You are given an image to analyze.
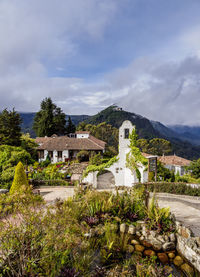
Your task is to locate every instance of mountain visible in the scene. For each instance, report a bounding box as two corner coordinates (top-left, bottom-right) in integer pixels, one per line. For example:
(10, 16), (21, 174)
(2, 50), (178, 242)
(83, 106), (200, 160)
(20, 113), (90, 137)
(19, 106), (200, 160)
(167, 125), (200, 146)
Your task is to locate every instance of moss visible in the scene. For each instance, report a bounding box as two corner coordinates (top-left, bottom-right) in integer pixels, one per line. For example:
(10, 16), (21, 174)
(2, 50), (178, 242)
(9, 162), (30, 194)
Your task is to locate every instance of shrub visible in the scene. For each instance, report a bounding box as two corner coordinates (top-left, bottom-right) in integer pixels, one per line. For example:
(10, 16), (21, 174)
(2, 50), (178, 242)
(76, 150), (89, 162)
(9, 162), (30, 194)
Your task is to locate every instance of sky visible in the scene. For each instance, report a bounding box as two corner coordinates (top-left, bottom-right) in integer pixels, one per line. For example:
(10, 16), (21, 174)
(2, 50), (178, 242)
(1, 0), (200, 125)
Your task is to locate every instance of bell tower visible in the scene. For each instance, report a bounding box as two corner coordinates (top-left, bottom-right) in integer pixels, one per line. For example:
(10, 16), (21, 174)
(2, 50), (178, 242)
(119, 120), (135, 163)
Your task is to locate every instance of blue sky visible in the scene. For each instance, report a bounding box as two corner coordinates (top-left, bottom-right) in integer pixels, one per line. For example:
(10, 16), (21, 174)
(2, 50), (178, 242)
(0, 0), (200, 125)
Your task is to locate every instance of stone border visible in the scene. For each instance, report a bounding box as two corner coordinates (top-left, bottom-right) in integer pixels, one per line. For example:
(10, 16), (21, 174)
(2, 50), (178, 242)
(175, 221), (200, 272)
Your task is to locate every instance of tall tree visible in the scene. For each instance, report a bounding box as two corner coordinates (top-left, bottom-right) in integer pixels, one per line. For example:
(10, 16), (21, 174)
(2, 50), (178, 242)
(66, 116), (76, 134)
(33, 98), (67, 137)
(0, 109), (22, 146)
(137, 138), (172, 156)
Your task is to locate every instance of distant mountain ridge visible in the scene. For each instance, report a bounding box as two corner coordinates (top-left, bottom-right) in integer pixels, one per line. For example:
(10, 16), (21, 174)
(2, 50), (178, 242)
(19, 106), (200, 160)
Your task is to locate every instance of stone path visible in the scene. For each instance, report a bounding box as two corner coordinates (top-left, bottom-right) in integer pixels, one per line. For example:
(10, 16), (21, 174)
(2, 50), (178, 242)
(37, 186), (200, 236)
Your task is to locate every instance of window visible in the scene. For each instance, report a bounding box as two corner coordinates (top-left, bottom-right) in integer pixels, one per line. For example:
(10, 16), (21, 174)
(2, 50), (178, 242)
(124, 128), (129, 139)
(58, 151), (62, 158)
(48, 151), (53, 158)
(39, 150), (44, 159)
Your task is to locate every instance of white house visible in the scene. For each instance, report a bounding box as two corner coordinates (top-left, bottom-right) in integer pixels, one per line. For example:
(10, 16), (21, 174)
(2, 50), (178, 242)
(35, 132), (106, 163)
(83, 120), (148, 187)
(158, 154), (191, 176)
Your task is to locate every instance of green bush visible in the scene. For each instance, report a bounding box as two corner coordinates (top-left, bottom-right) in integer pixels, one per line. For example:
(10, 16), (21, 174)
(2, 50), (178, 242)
(137, 182), (200, 196)
(9, 162), (30, 194)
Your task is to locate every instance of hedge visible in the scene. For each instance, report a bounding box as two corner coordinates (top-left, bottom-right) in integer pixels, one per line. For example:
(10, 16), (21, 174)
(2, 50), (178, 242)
(136, 182), (200, 197)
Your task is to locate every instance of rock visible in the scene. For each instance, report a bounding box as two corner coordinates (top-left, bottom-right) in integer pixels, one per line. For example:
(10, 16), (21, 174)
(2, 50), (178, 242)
(162, 242), (175, 251)
(157, 253), (169, 264)
(142, 241), (152, 248)
(131, 239), (140, 245)
(173, 256), (184, 267)
(180, 227), (191, 238)
(0, 189), (9, 194)
(144, 249), (156, 257)
(169, 233), (176, 242)
(150, 230), (156, 237)
(128, 225), (136, 235)
(136, 231), (141, 237)
(180, 263), (194, 277)
(168, 252), (175, 259)
(139, 236), (144, 241)
(127, 244), (134, 253)
(157, 235), (165, 243)
(164, 235), (169, 242)
(135, 244), (145, 252)
(120, 223), (127, 233)
(136, 220), (145, 230)
(151, 239), (162, 251)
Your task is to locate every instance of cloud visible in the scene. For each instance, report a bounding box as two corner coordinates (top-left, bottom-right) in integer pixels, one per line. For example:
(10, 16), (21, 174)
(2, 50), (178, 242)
(1, 0), (200, 126)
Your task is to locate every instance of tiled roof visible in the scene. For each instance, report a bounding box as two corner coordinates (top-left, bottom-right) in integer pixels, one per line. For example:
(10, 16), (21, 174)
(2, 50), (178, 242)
(158, 155), (191, 166)
(36, 135), (106, 151)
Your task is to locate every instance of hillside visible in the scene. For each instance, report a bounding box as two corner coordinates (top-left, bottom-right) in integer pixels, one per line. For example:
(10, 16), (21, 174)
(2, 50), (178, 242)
(20, 113), (90, 137)
(19, 106), (200, 160)
(83, 106), (200, 160)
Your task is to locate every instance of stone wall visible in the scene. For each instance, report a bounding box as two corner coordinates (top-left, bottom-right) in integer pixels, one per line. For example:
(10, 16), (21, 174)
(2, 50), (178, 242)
(176, 221), (200, 272)
(120, 220), (200, 275)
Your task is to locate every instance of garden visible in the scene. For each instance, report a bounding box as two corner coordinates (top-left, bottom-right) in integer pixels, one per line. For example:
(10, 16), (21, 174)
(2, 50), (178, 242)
(0, 166), (197, 277)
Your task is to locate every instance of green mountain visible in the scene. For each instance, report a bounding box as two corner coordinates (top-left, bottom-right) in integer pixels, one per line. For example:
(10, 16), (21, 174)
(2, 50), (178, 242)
(19, 106), (200, 160)
(83, 105), (200, 160)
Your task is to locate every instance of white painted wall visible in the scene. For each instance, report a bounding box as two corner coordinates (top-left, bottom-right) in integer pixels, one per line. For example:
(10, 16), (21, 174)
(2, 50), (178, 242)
(77, 133), (89, 138)
(83, 120), (148, 187)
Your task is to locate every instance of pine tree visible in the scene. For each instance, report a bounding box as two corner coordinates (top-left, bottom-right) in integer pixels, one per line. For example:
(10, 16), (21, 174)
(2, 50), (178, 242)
(33, 97), (67, 137)
(0, 108), (22, 146)
(10, 162), (30, 194)
(66, 116), (76, 134)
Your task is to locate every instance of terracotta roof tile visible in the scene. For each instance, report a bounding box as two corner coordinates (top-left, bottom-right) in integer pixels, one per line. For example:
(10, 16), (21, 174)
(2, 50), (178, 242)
(36, 135), (105, 151)
(158, 155), (191, 166)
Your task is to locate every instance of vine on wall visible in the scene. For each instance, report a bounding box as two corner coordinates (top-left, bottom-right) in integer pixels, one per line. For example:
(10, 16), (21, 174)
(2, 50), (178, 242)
(82, 156), (118, 178)
(126, 128), (148, 182)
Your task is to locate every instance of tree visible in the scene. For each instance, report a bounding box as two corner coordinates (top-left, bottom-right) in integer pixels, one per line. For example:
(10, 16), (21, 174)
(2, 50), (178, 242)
(0, 108), (22, 146)
(187, 159), (200, 179)
(137, 138), (172, 156)
(33, 97), (67, 137)
(10, 162), (30, 194)
(77, 121), (119, 156)
(66, 116), (76, 134)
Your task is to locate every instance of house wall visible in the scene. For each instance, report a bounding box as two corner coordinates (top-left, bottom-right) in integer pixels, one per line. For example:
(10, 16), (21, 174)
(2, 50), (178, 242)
(164, 164), (185, 176)
(77, 134), (89, 139)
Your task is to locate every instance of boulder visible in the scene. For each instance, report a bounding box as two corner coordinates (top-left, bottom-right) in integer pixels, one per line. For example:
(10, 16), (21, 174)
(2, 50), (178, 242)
(157, 253), (169, 264)
(162, 242), (175, 251)
(135, 244), (145, 252)
(173, 256), (184, 267)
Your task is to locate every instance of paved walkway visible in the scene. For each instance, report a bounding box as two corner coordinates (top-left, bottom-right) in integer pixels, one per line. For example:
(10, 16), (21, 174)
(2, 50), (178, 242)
(37, 187), (200, 236)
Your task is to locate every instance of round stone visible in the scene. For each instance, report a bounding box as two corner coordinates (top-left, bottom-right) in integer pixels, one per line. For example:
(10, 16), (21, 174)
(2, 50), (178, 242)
(157, 253), (169, 264)
(131, 239), (140, 245)
(173, 256), (184, 267)
(168, 252), (175, 259)
(135, 244), (145, 252)
(144, 249), (156, 257)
